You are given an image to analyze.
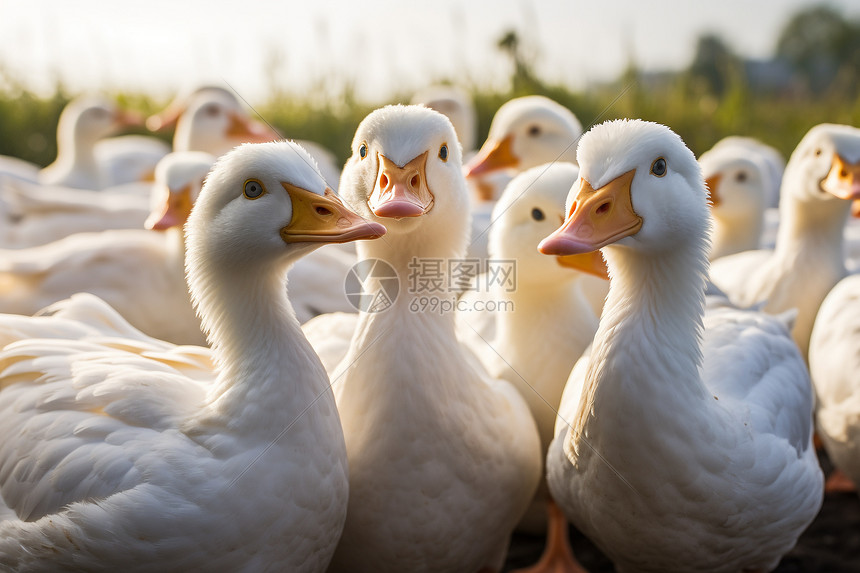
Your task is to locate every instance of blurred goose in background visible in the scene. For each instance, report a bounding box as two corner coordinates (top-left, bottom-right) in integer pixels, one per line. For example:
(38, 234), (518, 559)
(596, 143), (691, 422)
(411, 84), (478, 153)
(541, 119), (822, 572)
(0, 152), (215, 345)
(709, 135), (785, 209)
(308, 105), (541, 573)
(0, 174), (151, 248)
(457, 162), (604, 573)
(809, 273), (860, 494)
(698, 145), (769, 259)
(710, 123), (860, 360)
(38, 96), (168, 189)
(463, 95), (584, 261)
(148, 85), (342, 189)
(0, 140), (385, 570)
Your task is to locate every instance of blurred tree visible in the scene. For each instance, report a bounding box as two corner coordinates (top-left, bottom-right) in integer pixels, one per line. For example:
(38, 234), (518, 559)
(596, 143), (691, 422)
(687, 34), (743, 97)
(776, 6), (860, 96)
(496, 29), (543, 94)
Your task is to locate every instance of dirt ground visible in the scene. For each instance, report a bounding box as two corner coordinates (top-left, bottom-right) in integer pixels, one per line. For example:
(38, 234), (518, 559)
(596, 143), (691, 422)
(503, 451), (860, 572)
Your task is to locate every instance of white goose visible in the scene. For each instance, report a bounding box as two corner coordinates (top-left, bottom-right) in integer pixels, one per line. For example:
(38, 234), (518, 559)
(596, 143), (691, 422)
(0, 140), (386, 570)
(710, 123), (860, 360)
(457, 162), (604, 572)
(0, 152), (214, 345)
(411, 84), (478, 153)
(463, 95), (584, 270)
(149, 86), (343, 189)
(809, 273), (860, 493)
(313, 105), (541, 573)
(540, 119), (822, 572)
(698, 145), (769, 259)
(38, 96), (162, 190)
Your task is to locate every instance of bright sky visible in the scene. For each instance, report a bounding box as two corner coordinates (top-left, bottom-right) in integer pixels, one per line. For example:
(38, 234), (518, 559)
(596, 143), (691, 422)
(1, 0), (857, 104)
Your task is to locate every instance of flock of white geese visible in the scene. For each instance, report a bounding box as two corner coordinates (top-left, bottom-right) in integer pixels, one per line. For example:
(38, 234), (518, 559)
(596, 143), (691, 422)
(0, 84), (857, 573)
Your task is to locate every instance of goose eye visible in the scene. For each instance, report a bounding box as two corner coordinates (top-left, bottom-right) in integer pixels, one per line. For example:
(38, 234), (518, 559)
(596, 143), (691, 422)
(528, 125), (541, 137)
(359, 143), (368, 159)
(243, 179), (265, 199)
(650, 157), (667, 177)
(814, 148), (822, 156)
(736, 171), (747, 183)
(531, 207), (545, 221)
(439, 144), (448, 162)
(204, 104), (220, 117)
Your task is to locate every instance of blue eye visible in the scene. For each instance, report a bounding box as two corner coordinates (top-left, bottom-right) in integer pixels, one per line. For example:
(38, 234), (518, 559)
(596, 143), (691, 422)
(244, 179), (265, 199)
(531, 208), (545, 221)
(359, 143), (368, 159)
(439, 144), (448, 161)
(650, 157), (667, 177)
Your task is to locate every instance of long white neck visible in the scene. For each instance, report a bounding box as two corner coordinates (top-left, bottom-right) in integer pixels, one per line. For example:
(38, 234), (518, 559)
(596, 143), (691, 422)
(187, 255), (331, 437)
(572, 239), (710, 450)
(54, 127), (101, 185)
(774, 191), (848, 272)
(710, 209), (763, 259)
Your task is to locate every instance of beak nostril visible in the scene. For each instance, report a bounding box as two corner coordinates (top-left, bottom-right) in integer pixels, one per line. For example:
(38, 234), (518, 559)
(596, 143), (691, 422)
(380, 174), (389, 188)
(410, 174), (420, 188)
(316, 206), (333, 216)
(842, 170), (849, 178)
(596, 201), (611, 215)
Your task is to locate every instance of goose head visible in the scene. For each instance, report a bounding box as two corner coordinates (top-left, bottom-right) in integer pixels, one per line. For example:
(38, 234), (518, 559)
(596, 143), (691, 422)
(411, 85), (477, 152)
(151, 87), (279, 156)
(186, 141), (385, 304)
(58, 96), (141, 149)
(339, 104), (470, 259)
(489, 162), (607, 283)
(539, 119), (709, 259)
(145, 151), (217, 231)
(464, 95), (582, 178)
(699, 150), (766, 219)
(783, 123), (860, 205)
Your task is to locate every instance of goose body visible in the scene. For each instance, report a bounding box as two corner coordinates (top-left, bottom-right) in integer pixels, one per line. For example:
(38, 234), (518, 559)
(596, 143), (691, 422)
(317, 105), (540, 573)
(541, 119), (822, 572)
(710, 123), (860, 359)
(0, 152), (214, 345)
(0, 140), (385, 570)
(0, 176), (151, 248)
(809, 273), (860, 490)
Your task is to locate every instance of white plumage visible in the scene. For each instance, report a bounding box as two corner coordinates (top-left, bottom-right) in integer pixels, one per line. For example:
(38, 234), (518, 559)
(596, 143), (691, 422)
(710, 123), (860, 359)
(0, 140), (386, 570)
(309, 105), (541, 573)
(541, 119), (822, 573)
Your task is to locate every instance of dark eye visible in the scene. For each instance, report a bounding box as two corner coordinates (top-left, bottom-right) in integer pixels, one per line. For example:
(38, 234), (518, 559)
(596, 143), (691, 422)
(243, 179), (265, 199)
(439, 144), (448, 161)
(815, 148), (822, 156)
(359, 143), (368, 159)
(204, 104), (220, 117)
(531, 207), (545, 221)
(650, 157), (667, 177)
(528, 125), (541, 137)
(736, 171), (747, 183)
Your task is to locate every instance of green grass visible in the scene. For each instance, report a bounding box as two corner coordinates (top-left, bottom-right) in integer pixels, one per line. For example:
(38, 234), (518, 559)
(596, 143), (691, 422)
(1, 71), (858, 169)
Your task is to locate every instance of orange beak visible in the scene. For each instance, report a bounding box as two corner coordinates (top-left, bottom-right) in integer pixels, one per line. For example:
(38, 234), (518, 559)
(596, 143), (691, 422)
(704, 173), (722, 208)
(539, 170), (641, 255)
(367, 151), (434, 218)
(463, 134), (518, 178)
(281, 185), (386, 244)
(145, 185), (194, 231)
(556, 251), (609, 280)
(821, 154), (860, 200)
(226, 112), (280, 143)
